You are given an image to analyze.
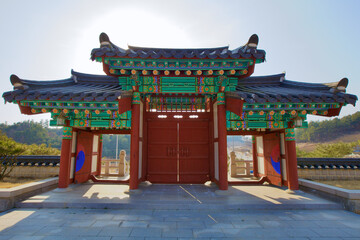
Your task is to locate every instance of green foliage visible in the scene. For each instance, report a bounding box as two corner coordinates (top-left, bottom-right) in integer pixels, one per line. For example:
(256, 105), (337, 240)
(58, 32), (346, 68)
(0, 131), (25, 155)
(0, 121), (129, 158)
(0, 130), (60, 181)
(296, 111), (360, 143)
(0, 131), (60, 156)
(0, 120), (62, 149)
(0, 131), (25, 181)
(102, 135), (130, 159)
(297, 141), (359, 158)
(21, 143), (60, 155)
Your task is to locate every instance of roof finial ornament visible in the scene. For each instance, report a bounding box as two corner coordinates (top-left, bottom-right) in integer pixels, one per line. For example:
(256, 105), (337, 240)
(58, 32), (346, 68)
(246, 34), (259, 49)
(336, 77), (349, 92)
(325, 77), (349, 93)
(99, 32), (111, 48)
(10, 74), (28, 90)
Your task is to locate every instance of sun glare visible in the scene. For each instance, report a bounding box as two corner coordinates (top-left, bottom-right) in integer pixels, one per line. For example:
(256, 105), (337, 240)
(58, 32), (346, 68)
(72, 7), (194, 74)
(87, 8), (192, 49)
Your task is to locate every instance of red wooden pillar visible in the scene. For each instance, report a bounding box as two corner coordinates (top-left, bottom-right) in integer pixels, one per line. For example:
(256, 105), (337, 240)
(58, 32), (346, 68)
(252, 136), (259, 177)
(58, 126), (72, 188)
(130, 92), (141, 190)
(96, 135), (103, 176)
(217, 92), (228, 190)
(285, 128), (299, 190)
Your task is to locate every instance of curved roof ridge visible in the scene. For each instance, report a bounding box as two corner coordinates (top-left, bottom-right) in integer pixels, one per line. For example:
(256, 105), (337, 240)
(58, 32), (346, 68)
(92, 32), (266, 60)
(71, 70), (119, 85)
(282, 79), (332, 90)
(10, 75), (73, 89)
(71, 69), (115, 78)
(128, 45), (229, 52)
(237, 73), (285, 85)
(8, 70), (120, 91)
(13, 75), (72, 85)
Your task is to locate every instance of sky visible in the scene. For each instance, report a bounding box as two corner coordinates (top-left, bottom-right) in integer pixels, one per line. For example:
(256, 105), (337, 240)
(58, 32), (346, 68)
(0, 0), (359, 124)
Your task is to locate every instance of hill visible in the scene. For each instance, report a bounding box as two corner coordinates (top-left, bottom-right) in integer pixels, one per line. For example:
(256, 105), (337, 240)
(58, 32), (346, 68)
(296, 111), (360, 143)
(2, 111), (359, 158)
(0, 130), (60, 156)
(0, 120), (62, 149)
(0, 120), (130, 159)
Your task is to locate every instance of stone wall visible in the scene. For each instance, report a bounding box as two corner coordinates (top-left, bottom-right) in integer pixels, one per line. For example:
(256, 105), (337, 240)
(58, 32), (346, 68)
(0, 178), (58, 212)
(298, 168), (360, 180)
(9, 165), (360, 181)
(9, 166), (59, 178)
(299, 179), (360, 214)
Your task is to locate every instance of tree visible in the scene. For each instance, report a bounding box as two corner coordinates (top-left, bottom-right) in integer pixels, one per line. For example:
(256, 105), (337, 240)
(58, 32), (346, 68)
(0, 120), (62, 149)
(297, 141), (359, 158)
(0, 131), (25, 181)
(296, 111), (360, 143)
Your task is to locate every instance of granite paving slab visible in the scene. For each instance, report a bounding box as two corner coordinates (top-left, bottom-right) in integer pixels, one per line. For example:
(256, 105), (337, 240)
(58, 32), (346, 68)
(15, 182), (341, 210)
(0, 208), (359, 239)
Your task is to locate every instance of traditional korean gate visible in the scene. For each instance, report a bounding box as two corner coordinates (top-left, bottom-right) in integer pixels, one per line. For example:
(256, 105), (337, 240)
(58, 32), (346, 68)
(147, 113), (210, 183)
(263, 132), (282, 186)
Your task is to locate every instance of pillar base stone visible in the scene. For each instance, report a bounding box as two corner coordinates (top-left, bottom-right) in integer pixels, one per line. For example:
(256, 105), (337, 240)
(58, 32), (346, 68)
(139, 181), (152, 187)
(205, 181), (217, 187)
(285, 189), (301, 194)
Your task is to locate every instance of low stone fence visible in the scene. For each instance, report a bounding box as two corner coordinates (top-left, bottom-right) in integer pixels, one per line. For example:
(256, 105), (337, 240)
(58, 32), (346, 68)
(229, 152), (253, 177)
(0, 177), (58, 212)
(299, 179), (360, 214)
(101, 159), (129, 177)
(2, 156), (360, 180)
(0, 156), (60, 179)
(9, 166), (59, 178)
(297, 158), (360, 180)
(298, 168), (360, 180)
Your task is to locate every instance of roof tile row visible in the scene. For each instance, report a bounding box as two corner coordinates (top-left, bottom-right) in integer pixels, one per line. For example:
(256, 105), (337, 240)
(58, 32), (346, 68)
(2, 71), (357, 106)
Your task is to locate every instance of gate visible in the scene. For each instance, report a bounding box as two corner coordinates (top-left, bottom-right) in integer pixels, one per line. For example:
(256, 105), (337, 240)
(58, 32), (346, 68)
(147, 113), (210, 183)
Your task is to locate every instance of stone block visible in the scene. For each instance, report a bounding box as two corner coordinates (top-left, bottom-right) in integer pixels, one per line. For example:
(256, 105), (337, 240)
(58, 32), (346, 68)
(0, 177), (58, 212)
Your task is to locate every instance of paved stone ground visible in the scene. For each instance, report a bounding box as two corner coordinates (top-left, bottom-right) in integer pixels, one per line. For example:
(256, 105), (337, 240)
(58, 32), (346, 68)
(16, 183), (341, 210)
(0, 208), (360, 239)
(1, 183), (360, 239)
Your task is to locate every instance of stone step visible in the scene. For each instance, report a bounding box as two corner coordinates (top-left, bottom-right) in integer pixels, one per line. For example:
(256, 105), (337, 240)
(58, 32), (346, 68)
(15, 200), (342, 210)
(14, 182), (342, 211)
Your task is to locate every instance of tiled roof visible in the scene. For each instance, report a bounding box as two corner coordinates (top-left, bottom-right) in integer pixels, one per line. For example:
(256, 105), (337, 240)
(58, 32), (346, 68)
(2, 70), (129, 103)
(228, 73), (357, 105)
(2, 71), (357, 106)
(91, 33), (266, 60)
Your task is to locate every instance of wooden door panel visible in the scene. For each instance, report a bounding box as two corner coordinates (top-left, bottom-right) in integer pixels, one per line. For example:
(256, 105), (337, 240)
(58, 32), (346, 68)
(180, 122), (209, 142)
(263, 132), (282, 186)
(147, 114), (210, 184)
(179, 121), (209, 183)
(74, 131), (93, 184)
(147, 120), (178, 183)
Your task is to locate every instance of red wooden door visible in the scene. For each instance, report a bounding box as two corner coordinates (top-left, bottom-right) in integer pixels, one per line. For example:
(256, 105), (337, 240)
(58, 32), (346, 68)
(179, 120), (209, 183)
(147, 120), (178, 183)
(74, 131), (93, 184)
(263, 132), (282, 186)
(147, 113), (210, 183)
